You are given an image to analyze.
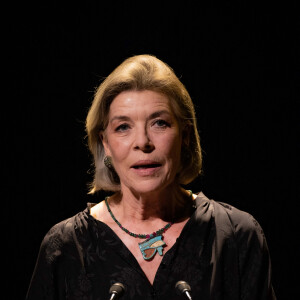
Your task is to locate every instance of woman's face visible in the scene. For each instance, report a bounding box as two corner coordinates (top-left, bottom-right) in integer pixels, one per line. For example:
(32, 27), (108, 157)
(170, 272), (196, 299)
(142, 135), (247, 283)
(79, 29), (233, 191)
(102, 90), (183, 195)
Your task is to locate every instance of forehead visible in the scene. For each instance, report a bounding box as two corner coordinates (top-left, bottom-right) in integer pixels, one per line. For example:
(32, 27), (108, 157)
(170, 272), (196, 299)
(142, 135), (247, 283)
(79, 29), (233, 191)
(109, 90), (174, 116)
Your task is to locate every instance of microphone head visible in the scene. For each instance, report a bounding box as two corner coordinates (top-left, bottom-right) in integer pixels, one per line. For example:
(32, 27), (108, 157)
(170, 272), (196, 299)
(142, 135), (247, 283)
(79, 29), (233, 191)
(109, 282), (125, 296)
(175, 280), (191, 295)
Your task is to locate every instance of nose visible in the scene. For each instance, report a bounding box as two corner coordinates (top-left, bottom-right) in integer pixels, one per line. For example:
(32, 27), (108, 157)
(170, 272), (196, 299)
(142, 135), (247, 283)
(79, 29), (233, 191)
(133, 127), (154, 152)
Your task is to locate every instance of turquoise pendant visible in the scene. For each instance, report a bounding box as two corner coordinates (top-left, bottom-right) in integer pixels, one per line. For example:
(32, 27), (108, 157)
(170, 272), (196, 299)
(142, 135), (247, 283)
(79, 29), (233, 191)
(138, 235), (166, 260)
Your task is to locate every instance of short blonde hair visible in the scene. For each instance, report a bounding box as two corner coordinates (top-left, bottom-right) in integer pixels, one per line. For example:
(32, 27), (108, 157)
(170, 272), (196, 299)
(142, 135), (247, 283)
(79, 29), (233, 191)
(86, 54), (202, 193)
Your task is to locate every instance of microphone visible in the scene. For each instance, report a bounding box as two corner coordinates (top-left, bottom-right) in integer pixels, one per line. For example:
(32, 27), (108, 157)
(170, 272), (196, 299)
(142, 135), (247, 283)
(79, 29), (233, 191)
(109, 282), (125, 300)
(175, 281), (192, 300)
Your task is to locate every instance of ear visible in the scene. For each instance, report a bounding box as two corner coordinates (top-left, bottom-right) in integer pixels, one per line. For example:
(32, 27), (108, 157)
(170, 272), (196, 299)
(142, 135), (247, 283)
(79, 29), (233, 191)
(99, 131), (112, 157)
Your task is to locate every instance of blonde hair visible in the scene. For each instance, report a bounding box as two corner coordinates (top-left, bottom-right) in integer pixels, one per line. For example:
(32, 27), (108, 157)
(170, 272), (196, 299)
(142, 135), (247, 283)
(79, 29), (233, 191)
(86, 54), (202, 193)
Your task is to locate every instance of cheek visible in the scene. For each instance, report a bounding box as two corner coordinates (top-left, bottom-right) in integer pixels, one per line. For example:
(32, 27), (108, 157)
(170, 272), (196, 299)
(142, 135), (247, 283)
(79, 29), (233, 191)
(159, 134), (182, 161)
(107, 138), (131, 162)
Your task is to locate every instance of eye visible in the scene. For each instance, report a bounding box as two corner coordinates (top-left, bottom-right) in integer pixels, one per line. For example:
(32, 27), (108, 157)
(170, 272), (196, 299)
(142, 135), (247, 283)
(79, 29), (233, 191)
(115, 123), (130, 132)
(153, 119), (170, 128)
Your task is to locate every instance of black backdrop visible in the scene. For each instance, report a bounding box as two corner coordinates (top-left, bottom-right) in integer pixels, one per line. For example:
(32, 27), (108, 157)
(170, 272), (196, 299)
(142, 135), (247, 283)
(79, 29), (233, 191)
(5, 1), (298, 299)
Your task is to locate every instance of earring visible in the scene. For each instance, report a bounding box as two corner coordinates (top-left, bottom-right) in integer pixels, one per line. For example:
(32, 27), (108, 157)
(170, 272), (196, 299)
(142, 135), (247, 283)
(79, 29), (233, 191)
(104, 156), (113, 169)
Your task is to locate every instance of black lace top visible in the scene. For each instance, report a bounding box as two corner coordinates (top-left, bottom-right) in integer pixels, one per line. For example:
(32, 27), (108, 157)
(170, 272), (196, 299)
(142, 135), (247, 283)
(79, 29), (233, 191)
(26, 193), (276, 299)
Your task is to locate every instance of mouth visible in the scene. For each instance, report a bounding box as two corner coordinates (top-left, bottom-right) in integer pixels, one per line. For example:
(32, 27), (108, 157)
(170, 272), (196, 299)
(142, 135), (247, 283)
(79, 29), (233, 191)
(131, 161), (162, 169)
(132, 164), (161, 169)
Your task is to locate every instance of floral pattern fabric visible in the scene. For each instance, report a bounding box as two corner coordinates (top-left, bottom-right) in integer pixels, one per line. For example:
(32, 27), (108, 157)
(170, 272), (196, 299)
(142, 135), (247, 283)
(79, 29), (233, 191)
(26, 192), (276, 299)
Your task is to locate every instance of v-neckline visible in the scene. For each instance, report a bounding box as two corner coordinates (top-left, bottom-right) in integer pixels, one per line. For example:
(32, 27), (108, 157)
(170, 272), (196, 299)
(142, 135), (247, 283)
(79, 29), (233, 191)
(86, 200), (198, 285)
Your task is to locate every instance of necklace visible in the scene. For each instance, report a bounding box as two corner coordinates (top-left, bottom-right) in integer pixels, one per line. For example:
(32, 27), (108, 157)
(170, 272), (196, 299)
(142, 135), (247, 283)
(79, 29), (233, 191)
(104, 190), (193, 261)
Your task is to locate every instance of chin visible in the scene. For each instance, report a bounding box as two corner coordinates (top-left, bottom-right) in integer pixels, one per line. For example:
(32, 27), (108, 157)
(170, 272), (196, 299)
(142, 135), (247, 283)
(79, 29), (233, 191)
(121, 177), (174, 195)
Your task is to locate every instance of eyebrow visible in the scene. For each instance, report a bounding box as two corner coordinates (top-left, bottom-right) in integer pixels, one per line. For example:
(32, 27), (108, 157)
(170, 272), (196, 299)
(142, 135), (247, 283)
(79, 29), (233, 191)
(109, 110), (172, 123)
(148, 110), (172, 120)
(110, 115), (131, 123)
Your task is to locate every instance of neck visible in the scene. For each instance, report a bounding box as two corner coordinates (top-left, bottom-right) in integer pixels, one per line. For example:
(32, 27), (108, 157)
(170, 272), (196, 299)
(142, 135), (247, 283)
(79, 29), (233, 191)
(109, 185), (193, 223)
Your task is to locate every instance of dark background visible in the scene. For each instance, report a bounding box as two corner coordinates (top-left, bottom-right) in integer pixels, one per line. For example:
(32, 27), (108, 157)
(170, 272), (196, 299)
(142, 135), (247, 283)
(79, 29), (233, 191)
(5, 1), (298, 299)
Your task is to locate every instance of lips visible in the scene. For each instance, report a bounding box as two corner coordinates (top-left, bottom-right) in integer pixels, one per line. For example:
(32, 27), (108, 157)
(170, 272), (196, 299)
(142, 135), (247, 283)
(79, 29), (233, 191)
(131, 160), (162, 169)
(130, 160), (162, 176)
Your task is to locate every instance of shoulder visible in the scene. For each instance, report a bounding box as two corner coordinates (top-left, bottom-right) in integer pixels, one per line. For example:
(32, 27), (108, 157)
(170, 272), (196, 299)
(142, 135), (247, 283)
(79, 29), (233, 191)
(208, 199), (267, 255)
(39, 208), (91, 263)
(195, 192), (265, 244)
(213, 200), (264, 238)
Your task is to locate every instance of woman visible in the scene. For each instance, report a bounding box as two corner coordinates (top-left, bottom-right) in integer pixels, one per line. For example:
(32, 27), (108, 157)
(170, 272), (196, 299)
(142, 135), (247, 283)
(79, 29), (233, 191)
(26, 54), (276, 299)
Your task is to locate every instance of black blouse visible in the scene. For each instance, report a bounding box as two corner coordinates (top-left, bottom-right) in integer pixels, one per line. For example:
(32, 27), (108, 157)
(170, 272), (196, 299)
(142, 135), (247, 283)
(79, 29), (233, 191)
(26, 193), (276, 299)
